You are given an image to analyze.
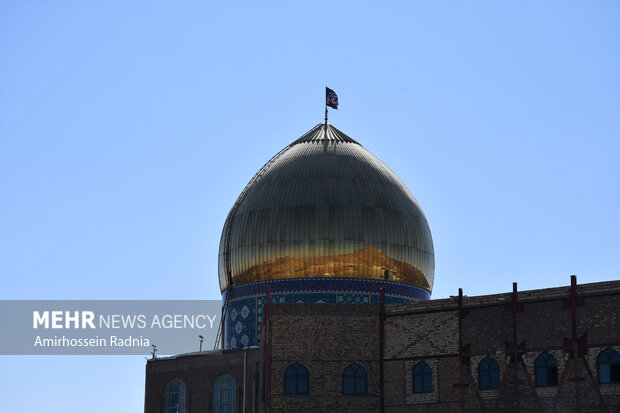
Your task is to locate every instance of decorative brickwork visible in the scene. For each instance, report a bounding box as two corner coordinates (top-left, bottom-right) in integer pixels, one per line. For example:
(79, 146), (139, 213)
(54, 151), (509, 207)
(384, 310), (459, 359)
(382, 279), (620, 412)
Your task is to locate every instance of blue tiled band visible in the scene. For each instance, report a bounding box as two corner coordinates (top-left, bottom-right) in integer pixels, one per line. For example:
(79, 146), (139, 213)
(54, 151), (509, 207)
(222, 278), (431, 302)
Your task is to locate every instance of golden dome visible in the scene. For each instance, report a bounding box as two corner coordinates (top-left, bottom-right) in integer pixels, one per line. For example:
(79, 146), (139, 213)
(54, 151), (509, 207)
(218, 123), (434, 293)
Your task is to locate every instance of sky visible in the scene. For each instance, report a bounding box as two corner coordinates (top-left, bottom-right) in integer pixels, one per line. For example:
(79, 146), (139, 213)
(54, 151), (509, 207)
(1, 1), (619, 411)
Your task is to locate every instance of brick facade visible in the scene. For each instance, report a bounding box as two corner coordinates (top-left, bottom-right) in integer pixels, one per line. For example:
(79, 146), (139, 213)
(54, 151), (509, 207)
(382, 278), (620, 412)
(144, 348), (261, 413)
(267, 304), (380, 413)
(145, 278), (620, 412)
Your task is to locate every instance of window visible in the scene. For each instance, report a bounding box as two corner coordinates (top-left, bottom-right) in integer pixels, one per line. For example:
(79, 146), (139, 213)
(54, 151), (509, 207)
(479, 356), (500, 390)
(164, 378), (186, 413)
(342, 363), (367, 395)
(535, 352), (558, 387)
(413, 361), (432, 393)
(597, 347), (620, 384)
(213, 375), (236, 413)
(284, 363), (309, 395)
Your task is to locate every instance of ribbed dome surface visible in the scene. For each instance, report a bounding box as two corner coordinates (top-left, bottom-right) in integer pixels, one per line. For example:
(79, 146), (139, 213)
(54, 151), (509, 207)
(218, 123), (434, 293)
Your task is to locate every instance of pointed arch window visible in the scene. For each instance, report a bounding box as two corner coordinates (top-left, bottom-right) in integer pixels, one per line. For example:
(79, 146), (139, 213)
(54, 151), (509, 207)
(535, 352), (558, 387)
(284, 363), (309, 395)
(413, 361), (432, 393)
(479, 356), (500, 390)
(342, 363), (367, 395)
(164, 378), (186, 413)
(213, 375), (236, 413)
(597, 347), (620, 384)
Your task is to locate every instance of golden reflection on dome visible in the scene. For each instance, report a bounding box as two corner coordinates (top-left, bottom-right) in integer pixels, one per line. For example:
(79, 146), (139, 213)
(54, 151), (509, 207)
(234, 247), (429, 290)
(218, 123), (435, 293)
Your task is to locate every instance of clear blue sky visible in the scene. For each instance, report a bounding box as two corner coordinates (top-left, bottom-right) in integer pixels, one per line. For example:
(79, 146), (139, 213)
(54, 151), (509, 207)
(1, 1), (619, 411)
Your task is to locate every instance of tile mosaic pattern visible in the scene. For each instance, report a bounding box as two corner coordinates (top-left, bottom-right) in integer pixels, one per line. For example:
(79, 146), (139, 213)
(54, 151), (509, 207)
(222, 278), (430, 302)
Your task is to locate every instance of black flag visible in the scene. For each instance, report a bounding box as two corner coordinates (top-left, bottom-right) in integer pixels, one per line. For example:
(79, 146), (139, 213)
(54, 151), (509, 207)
(326, 87), (338, 109)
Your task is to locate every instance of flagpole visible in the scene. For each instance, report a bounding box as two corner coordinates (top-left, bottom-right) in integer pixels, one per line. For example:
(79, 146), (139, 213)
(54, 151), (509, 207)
(324, 86), (328, 140)
(323, 105), (328, 139)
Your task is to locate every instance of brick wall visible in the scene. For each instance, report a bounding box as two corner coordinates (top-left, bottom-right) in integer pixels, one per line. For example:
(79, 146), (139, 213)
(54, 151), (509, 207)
(381, 280), (620, 412)
(384, 308), (459, 359)
(143, 280), (620, 412)
(266, 303), (380, 413)
(144, 348), (260, 413)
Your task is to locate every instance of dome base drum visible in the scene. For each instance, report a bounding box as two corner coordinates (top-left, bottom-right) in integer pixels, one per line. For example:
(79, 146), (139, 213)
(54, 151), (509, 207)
(223, 278), (430, 349)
